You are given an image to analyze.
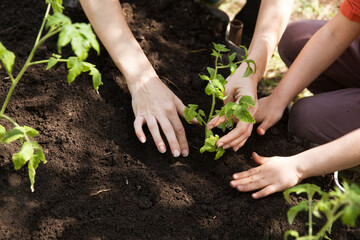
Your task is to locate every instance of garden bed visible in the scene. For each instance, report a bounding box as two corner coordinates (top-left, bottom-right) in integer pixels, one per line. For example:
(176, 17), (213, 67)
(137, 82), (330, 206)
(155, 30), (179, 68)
(0, 0), (359, 239)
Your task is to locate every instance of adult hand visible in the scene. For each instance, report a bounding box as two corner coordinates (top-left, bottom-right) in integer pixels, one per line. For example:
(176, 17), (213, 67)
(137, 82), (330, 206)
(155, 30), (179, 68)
(230, 152), (302, 198)
(207, 68), (258, 151)
(131, 77), (193, 157)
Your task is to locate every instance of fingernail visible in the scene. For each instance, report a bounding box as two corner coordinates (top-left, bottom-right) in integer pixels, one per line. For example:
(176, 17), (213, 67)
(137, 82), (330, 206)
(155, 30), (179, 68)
(173, 149), (180, 157)
(159, 145), (166, 153)
(217, 142), (224, 147)
(237, 185), (243, 191)
(230, 181), (236, 187)
(233, 174), (238, 179)
(252, 193), (258, 198)
(234, 147), (240, 152)
(140, 137), (146, 143)
(181, 149), (189, 157)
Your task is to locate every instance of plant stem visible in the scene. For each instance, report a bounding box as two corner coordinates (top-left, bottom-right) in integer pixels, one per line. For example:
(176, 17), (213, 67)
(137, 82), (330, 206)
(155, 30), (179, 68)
(316, 208), (343, 239)
(0, 8), (61, 116)
(1, 114), (30, 142)
(29, 59), (68, 66)
(308, 185), (313, 238)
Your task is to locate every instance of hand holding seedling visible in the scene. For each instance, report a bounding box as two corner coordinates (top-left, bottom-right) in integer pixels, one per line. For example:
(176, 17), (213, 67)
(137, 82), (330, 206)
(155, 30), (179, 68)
(0, 0), (102, 191)
(184, 43), (256, 159)
(207, 63), (258, 151)
(132, 77), (192, 157)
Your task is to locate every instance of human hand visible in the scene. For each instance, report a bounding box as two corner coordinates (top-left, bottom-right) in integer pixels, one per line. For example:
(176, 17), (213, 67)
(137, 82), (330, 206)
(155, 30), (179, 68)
(131, 77), (195, 157)
(254, 94), (286, 136)
(207, 68), (258, 151)
(230, 152), (302, 198)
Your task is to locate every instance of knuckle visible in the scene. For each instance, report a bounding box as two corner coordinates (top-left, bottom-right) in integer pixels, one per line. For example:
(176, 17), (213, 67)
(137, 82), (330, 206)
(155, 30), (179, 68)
(175, 126), (185, 135)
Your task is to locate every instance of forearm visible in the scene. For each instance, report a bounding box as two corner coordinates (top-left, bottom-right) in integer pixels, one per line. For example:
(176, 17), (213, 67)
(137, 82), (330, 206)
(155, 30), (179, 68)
(272, 12), (360, 109)
(296, 128), (360, 180)
(242, 0), (293, 82)
(79, 0), (158, 93)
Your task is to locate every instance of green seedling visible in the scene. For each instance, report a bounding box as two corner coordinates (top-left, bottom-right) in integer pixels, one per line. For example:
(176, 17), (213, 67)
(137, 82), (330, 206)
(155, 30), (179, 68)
(184, 43), (256, 159)
(0, 0), (102, 191)
(284, 183), (360, 240)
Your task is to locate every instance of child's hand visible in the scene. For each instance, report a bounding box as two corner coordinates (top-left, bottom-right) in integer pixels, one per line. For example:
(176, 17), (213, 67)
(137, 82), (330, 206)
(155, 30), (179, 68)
(230, 152), (302, 198)
(255, 95), (287, 136)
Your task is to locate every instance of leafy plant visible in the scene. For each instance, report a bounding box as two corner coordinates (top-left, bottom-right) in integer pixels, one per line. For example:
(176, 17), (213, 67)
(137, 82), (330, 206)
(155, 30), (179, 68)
(184, 43), (256, 159)
(284, 183), (360, 240)
(0, 0), (102, 191)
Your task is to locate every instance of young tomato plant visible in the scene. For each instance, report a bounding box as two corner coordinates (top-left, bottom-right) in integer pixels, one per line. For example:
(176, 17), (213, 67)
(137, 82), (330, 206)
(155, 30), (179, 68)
(184, 43), (256, 159)
(284, 183), (360, 240)
(0, 0), (102, 191)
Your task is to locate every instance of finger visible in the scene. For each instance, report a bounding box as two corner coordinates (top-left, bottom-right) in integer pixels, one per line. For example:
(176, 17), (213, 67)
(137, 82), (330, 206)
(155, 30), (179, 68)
(232, 167), (260, 180)
(169, 114), (189, 157)
(232, 138), (247, 152)
(235, 178), (267, 192)
(230, 173), (264, 187)
(252, 185), (277, 199)
(218, 123), (252, 149)
(252, 152), (268, 165)
(257, 118), (273, 135)
(176, 98), (198, 124)
(134, 116), (146, 143)
(156, 116), (181, 157)
(146, 115), (167, 153)
(207, 115), (227, 129)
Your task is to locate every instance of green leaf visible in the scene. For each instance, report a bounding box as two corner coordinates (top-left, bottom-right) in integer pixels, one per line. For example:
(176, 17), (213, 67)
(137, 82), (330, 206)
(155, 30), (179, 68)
(184, 104), (198, 124)
(212, 43), (229, 53)
(205, 82), (215, 95)
(284, 230), (299, 240)
(214, 147), (225, 160)
(24, 126), (39, 138)
(229, 63), (237, 75)
(46, 57), (59, 70)
(205, 129), (213, 138)
(67, 57), (83, 84)
(243, 65), (253, 78)
(239, 95), (256, 107)
(212, 79), (224, 92)
(287, 201), (308, 224)
(89, 66), (103, 91)
(76, 23), (100, 55)
(200, 74), (210, 81)
(0, 41), (16, 74)
(215, 74), (226, 85)
(229, 52), (236, 63)
(211, 49), (221, 58)
(0, 125), (6, 138)
(233, 104), (255, 123)
(1, 127), (25, 144)
(57, 24), (76, 52)
(284, 184), (323, 203)
(200, 134), (219, 153)
(12, 142), (34, 170)
(46, 0), (64, 13)
(341, 205), (360, 227)
(207, 67), (215, 79)
(46, 12), (71, 30)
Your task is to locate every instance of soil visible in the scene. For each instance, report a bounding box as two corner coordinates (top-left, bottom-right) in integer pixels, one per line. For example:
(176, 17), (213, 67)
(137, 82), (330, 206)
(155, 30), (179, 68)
(0, 0), (359, 239)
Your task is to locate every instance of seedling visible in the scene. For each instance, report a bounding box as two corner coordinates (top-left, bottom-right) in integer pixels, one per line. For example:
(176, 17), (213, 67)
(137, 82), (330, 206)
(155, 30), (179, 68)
(0, 0), (102, 191)
(284, 183), (360, 240)
(184, 43), (256, 159)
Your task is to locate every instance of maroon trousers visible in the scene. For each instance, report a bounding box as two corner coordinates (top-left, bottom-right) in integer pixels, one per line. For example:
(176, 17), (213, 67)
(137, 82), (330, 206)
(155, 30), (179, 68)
(278, 20), (360, 144)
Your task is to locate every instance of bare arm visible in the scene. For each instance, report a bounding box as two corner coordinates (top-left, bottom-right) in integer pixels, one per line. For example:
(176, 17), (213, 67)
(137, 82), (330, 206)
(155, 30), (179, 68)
(79, 0), (190, 157)
(256, 12), (360, 133)
(231, 128), (360, 198)
(209, 0), (294, 151)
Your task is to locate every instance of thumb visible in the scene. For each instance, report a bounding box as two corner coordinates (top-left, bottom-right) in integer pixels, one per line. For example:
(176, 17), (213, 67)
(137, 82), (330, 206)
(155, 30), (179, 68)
(252, 152), (268, 165)
(256, 119), (273, 136)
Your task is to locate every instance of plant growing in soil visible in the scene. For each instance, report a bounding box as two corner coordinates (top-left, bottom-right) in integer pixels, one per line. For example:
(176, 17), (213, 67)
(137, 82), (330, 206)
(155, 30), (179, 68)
(284, 183), (360, 240)
(184, 43), (256, 159)
(0, 0), (102, 191)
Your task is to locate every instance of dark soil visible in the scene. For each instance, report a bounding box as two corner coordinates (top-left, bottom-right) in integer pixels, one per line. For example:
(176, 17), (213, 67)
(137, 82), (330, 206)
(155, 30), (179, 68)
(0, 0), (358, 239)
